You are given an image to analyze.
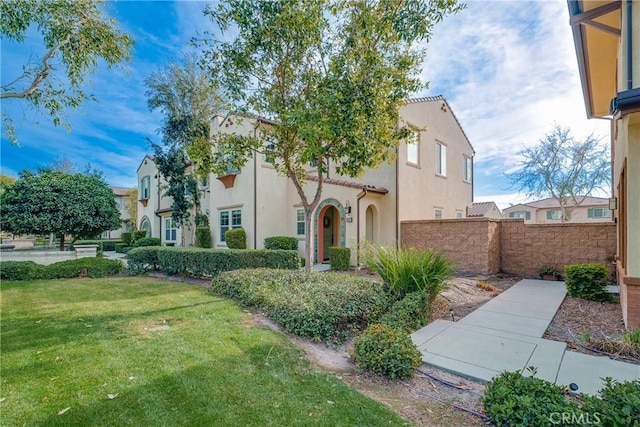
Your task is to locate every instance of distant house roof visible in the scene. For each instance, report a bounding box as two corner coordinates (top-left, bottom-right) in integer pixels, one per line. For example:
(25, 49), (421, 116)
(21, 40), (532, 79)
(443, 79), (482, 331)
(110, 186), (135, 196)
(516, 196), (609, 209)
(404, 95), (474, 154)
(467, 201), (500, 217)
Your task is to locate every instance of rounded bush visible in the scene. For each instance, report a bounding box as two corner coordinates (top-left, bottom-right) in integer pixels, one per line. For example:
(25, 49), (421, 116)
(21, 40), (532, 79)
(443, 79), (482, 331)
(0, 261), (43, 281)
(195, 226), (212, 248)
(134, 237), (161, 247)
(225, 228), (246, 249)
(329, 247), (350, 271)
(264, 236), (298, 251)
(353, 323), (421, 379)
(564, 263), (612, 301)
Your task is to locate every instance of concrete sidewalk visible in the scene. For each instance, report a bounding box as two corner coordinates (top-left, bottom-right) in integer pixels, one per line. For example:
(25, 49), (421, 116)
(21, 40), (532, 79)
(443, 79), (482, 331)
(411, 279), (639, 395)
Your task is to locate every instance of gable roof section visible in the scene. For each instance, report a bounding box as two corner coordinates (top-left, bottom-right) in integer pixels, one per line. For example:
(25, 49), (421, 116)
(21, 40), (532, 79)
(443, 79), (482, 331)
(136, 154), (155, 173)
(404, 95), (475, 154)
(110, 186), (135, 196)
(467, 201), (499, 217)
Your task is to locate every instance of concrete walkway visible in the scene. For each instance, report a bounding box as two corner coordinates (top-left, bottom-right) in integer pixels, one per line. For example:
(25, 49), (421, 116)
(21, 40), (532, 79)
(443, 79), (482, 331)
(411, 279), (639, 395)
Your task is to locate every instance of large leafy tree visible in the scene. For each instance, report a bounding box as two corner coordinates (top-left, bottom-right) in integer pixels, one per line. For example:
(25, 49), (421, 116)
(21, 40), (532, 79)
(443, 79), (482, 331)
(145, 54), (225, 245)
(0, 0), (133, 143)
(1, 169), (121, 250)
(507, 125), (611, 221)
(199, 0), (462, 269)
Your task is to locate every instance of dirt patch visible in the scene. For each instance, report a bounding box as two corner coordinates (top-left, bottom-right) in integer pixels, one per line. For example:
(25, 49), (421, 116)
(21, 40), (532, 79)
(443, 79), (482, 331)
(135, 318), (184, 333)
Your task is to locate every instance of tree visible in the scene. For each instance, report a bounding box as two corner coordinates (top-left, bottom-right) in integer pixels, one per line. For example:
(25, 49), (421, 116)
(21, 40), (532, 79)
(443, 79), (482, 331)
(145, 54), (226, 245)
(507, 125), (611, 221)
(199, 0), (462, 270)
(0, 174), (16, 194)
(1, 169), (121, 250)
(125, 188), (139, 230)
(0, 0), (133, 143)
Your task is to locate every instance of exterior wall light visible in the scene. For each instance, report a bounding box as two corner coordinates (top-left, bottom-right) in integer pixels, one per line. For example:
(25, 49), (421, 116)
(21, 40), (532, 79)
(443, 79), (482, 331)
(609, 197), (618, 210)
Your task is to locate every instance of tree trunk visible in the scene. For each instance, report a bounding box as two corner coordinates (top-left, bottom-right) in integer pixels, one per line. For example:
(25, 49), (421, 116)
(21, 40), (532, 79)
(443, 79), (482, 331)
(304, 210), (314, 272)
(59, 234), (65, 252)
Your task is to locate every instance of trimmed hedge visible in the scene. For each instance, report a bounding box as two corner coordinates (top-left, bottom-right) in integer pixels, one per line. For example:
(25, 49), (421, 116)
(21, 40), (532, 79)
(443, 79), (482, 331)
(133, 237), (161, 247)
(132, 230), (147, 243)
(126, 247), (299, 277)
(195, 226), (212, 248)
(101, 240), (122, 251)
(0, 258), (125, 281)
(379, 291), (431, 334)
(73, 240), (104, 252)
(211, 269), (390, 344)
(225, 228), (246, 249)
(115, 243), (127, 253)
(565, 263), (612, 302)
(329, 246), (350, 270)
(352, 323), (422, 379)
(121, 232), (133, 246)
(264, 236), (298, 251)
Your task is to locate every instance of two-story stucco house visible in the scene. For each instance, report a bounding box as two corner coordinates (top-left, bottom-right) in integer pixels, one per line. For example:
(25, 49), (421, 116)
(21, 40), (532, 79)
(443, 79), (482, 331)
(136, 96), (475, 265)
(503, 196), (612, 224)
(568, 0), (639, 327)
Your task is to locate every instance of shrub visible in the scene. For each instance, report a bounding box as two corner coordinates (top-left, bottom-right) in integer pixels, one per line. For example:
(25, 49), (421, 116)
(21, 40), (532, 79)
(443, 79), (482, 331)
(45, 258), (125, 279)
(225, 228), (246, 249)
(264, 236), (298, 251)
(122, 247), (132, 253)
(565, 263), (612, 301)
(73, 240), (104, 252)
(352, 324), (421, 379)
(211, 269), (389, 344)
(164, 242), (175, 247)
(483, 370), (574, 426)
(127, 247), (299, 277)
(483, 371), (640, 427)
(126, 247), (160, 275)
(195, 226), (212, 248)
(379, 291), (431, 333)
(115, 243), (127, 253)
(133, 237), (161, 247)
(121, 232), (133, 246)
(0, 261), (43, 281)
(329, 247), (350, 271)
(101, 240), (122, 251)
(132, 230), (148, 243)
(362, 245), (454, 301)
(0, 258), (124, 281)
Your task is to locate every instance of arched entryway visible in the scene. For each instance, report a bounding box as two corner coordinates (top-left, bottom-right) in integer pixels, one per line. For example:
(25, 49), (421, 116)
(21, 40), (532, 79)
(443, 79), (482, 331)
(314, 199), (346, 263)
(140, 216), (151, 237)
(365, 204), (378, 243)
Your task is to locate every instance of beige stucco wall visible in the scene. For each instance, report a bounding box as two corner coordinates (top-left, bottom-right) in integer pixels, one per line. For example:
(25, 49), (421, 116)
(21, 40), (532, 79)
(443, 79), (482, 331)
(534, 206), (613, 224)
(397, 100), (473, 224)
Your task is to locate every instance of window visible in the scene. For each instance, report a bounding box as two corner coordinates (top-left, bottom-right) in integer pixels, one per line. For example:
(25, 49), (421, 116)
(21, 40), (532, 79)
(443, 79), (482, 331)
(587, 208), (612, 218)
(115, 197), (122, 210)
(220, 209), (242, 242)
(456, 211), (463, 219)
(436, 143), (447, 176)
(140, 217), (151, 237)
(101, 230), (110, 239)
(265, 142), (276, 164)
(509, 211), (531, 220)
(546, 210), (562, 220)
(164, 217), (177, 242)
(406, 131), (419, 165)
(463, 156), (472, 182)
(140, 176), (150, 199)
(296, 209), (305, 236)
(435, 209), (443, 219)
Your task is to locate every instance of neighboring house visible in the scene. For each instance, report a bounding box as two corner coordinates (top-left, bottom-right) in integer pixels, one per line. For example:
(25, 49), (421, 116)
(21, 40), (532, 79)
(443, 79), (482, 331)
(568, 0), (639, 327)
(503, 196), (612, 224)
(466, 202), (503, 219)
(136, 96), (475, 263)
(102, 186), (134, 239)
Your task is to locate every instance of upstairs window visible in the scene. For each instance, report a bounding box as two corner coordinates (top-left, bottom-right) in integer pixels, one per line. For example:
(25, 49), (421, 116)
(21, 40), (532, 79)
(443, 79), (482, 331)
(436, 142), (447, 176)
(265, 142), (276, 164)
(406, 131), (419, 165)
(140, 176), (151, 200)
(509, 211), (531, 220)
(546, 210), (562, 220)
(463, 156), (472, 182)
(588, 208), (611, 218)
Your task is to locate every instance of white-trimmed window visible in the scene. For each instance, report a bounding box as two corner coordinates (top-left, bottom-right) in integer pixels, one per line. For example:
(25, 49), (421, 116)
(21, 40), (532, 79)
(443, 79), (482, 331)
(463, 156), (472, 182)
(435, 209), (443, 219)
(296, 208), (305, 236)
(220, 209), (242, 242)
(587, 208), (611, 218)
(164, 217), (177, 242)
(140, 176), (151, 199)
(265, 143), (276, 164)
(509, 211), (531, 220)
(436, 143), (447, 176)
(546, 210), (562, 220)
(407, 131), (419, 165)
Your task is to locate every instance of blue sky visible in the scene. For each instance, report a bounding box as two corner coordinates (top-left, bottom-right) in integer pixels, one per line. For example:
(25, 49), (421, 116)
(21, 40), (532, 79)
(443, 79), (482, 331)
(0, 0), (609, 209)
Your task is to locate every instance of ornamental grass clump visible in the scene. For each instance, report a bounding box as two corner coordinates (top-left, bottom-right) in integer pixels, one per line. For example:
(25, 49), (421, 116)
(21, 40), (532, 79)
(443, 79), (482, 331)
(361, 244), (454, 301)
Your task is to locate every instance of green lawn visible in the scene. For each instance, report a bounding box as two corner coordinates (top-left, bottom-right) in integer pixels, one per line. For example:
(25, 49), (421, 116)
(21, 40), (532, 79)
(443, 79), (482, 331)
(1, 277), (408, 426)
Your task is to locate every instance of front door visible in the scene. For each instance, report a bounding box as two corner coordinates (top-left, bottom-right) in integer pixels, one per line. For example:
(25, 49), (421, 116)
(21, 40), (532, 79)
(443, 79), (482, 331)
(322, 207), (337, 261)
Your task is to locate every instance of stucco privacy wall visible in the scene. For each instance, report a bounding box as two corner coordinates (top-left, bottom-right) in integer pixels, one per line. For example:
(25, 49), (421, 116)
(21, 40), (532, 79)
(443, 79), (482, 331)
(401, 218), (616, 277)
